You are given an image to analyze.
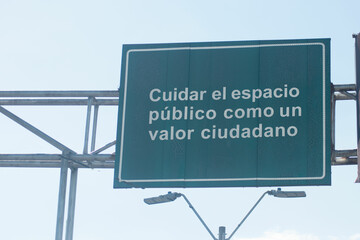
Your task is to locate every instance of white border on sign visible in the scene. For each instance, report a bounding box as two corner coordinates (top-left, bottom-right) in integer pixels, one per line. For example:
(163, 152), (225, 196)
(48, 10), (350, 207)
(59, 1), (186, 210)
(118, 42), (327, 184)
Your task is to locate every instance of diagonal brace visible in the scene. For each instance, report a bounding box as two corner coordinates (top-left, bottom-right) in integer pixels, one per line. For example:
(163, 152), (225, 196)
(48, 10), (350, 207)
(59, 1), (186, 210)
(0, 105), (76, 154)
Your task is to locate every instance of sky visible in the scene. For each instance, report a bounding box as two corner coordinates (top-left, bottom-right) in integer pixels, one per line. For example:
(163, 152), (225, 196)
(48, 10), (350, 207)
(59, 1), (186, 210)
(0, 0), (360, 240)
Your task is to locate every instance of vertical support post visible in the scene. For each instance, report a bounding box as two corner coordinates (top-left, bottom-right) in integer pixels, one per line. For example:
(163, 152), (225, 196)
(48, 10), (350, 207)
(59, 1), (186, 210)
(83, 97), (93, 154)
(331, 84), (336, 163)
(91, 105), (99, 152)
(218, 226), (226, 240)
(64, 97), (94, 239)
(65, 168), (78, 240)
(55, 157), (69, 240)
(355, 33), (360, 183)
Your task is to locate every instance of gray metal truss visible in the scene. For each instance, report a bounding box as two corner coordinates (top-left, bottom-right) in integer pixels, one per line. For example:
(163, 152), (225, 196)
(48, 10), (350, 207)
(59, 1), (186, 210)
(0, 85), (357, 239)
(0, 90), (118, 240)
(0, 91), (118, 169)
(332, 84), (357, 165)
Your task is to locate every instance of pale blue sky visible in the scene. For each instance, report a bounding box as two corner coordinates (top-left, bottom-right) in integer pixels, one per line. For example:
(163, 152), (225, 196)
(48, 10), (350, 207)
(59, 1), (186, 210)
(0, 1), (360, 240)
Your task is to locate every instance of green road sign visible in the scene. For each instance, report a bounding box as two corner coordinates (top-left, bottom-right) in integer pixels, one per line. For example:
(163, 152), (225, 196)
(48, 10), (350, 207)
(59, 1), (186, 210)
(114, 39), (331, 188)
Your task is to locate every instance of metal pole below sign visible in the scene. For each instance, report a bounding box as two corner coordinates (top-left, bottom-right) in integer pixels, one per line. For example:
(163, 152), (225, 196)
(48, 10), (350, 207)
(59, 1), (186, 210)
(354, 33), (360, 183)
(55, 158), (69, 240)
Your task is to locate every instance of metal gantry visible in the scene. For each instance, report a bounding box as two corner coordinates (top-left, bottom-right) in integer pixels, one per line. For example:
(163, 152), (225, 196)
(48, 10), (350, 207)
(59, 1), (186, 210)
(0, 85), (357, 239)
(0, 91), (118, 168)
(331, 84), (357, 165)
(0, 91), (118, 240)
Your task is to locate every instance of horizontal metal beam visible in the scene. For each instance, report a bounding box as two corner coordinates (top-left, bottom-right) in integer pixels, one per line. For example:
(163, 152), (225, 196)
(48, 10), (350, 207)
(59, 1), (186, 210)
(335, 92), (356, 100)
(0, 154), (114, 161)
(333, 84), (356, 100)
(0, 150), (356, 167)
(332, 157), (358, 165)
(0, 87), (354, 98)
(1, 87), (356, 103)
(335, 149), (357, 157)
(333, 84), (356, 91)
(333, 149), (358, 165)
(0, 91), (119, 98)
(0, 99), (118, 106)
(0, 154), (115, 168)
